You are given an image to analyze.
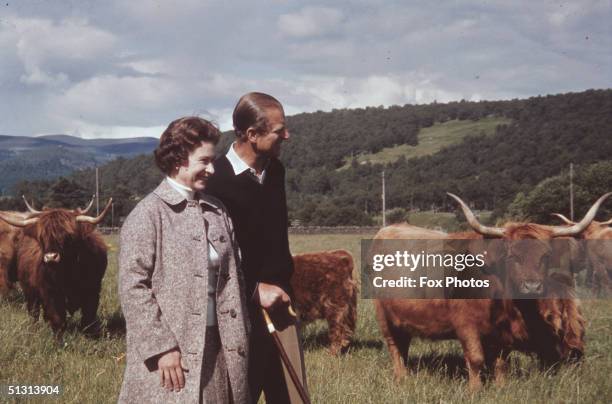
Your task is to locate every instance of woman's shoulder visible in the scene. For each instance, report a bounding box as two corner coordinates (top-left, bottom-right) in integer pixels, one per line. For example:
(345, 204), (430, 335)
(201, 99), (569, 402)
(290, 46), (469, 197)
(122, 192), (163, 229)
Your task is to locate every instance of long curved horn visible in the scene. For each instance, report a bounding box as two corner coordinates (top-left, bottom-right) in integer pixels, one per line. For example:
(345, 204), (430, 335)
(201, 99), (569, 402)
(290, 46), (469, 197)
(551, 213), (575, 225)
(0, 212), (39, 227)
(551, 192), (612, 237)
(22, 195), (41, 214)
(76, 198), (112, 225)
(601, 217), (612, 226)
(447, 192), (505, 237)
(76, 195), (95, 214)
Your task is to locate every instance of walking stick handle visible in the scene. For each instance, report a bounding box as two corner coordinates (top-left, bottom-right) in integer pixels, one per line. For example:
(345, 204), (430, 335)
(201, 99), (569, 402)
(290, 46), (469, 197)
(262, 305), (297, 333)
(261, 307), (311, 404)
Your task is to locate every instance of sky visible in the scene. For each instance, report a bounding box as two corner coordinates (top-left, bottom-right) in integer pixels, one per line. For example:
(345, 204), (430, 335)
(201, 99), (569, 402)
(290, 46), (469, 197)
(0, 0), (610, 138)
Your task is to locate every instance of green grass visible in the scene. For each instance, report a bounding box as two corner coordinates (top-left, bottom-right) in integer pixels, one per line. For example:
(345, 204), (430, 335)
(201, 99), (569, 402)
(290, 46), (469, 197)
(1, 233), (611, 403)
(340, 117), (513, 169)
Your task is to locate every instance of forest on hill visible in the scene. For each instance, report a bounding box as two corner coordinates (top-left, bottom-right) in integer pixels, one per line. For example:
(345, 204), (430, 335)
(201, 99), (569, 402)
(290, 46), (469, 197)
(1, 89), (610, 226)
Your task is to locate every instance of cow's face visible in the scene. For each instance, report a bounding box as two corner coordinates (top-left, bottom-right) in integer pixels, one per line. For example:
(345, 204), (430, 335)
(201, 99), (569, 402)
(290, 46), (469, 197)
(0, 199), (112, 267)
(505, 239), (551, 296)
(29, 210), (79, 265)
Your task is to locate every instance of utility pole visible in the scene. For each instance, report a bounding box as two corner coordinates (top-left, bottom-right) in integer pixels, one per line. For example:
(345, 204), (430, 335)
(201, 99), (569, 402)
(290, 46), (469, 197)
(95, 167), (100, 216)
(382, 170), (386, 227)
(570, 163), (574, 221)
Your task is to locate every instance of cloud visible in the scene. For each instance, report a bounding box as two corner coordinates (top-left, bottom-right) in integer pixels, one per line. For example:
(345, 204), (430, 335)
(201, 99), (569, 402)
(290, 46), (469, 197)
(9, 16), (117, 86)
(278, 6), (344, 38)
(0, 1), (609, 138)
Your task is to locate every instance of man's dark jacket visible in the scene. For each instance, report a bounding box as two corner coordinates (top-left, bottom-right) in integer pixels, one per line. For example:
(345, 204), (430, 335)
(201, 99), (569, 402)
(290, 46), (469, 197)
(205, 155), (294, 298)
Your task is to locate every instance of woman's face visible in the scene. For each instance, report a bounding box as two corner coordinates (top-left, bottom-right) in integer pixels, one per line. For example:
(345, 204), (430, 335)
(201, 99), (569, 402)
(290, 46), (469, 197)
(173, 141), (215, 191)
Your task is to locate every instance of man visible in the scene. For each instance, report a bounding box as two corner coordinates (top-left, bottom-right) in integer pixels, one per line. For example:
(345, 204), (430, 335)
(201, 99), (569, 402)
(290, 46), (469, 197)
(206, 92), (308, 403)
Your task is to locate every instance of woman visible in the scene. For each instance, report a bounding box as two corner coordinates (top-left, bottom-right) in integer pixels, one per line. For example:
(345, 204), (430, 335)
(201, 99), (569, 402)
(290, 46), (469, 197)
(118, 117), (251, 404)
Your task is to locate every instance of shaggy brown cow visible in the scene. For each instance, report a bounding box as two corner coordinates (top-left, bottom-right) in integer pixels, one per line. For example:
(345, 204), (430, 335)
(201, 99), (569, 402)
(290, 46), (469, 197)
(0, 197), (95, 295)
(553, 213), (612, 295)
(0, 199), (111, 335)
(291, 249), (357, 355)
(0, 212), (28, 294)
(374, 193), (609, 391)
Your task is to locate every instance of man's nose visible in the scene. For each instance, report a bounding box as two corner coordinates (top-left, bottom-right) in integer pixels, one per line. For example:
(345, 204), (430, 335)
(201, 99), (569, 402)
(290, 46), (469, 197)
(282, 129), (290, 140)
(206, 163), (214, 175)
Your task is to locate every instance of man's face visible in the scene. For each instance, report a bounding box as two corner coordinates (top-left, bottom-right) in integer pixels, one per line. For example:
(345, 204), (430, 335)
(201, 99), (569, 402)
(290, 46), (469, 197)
(175, 141), (215, 191)
(253, 107), (289, 158)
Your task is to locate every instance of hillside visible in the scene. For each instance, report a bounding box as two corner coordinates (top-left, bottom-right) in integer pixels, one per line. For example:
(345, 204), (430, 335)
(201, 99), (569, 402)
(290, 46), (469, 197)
(2, 89), (610, 226)
(339, 116), (512, 169)
(0, 134), (158, 194)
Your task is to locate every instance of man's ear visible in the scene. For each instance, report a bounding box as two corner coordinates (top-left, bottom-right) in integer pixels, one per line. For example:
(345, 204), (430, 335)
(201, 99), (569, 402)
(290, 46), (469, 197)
(246, 127), (259, 143)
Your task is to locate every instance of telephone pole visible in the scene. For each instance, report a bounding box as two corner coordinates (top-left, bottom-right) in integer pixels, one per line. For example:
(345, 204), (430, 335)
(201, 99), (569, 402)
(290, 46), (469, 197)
(570, 163), (574, 221)
(95, 167), (100, 216)
(382, 170), (386, 227)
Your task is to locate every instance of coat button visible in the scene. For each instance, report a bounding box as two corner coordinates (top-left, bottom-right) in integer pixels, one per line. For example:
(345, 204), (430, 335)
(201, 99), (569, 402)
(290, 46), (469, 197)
(230, 309), (237, 318)
(192, 235), (202, 241)
(219, 235), (226, 242)
(224, 273), (230, 280)
(238, 346), (245, 357)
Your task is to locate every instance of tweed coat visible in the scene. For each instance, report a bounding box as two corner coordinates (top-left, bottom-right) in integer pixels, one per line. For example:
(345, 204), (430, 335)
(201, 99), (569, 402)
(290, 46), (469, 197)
(118, 180), (251, 404)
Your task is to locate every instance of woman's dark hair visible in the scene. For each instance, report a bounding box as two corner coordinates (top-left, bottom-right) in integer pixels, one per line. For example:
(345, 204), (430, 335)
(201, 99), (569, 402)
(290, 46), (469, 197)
(232, 92), (283, 138)
(154, 116), (220, 175)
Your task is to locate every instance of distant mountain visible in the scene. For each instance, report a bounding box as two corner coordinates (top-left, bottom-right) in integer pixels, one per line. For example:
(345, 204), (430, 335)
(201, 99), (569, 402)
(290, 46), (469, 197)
(0, 134), (158, 194)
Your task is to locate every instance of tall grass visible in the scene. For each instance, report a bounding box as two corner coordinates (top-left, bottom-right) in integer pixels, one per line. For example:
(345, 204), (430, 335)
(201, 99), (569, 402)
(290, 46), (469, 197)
(0, 233), (610, 403)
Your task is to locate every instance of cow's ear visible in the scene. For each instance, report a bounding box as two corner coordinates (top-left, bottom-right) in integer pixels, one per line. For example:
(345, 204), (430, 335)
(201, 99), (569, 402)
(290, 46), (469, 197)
(77, 222), (96, 235)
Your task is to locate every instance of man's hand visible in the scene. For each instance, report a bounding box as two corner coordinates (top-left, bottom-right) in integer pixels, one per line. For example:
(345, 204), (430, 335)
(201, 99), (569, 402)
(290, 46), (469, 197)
(158, 348), (188, 392)
(255, 282), (291, 310)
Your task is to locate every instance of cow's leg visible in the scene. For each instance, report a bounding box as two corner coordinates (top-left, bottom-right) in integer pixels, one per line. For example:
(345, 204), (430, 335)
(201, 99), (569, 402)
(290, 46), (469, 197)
(456, 329), (484, 392)
(326, 302), (355, 355)
(21, 285), (41, 321)
(486, 347), (509, 386)
(0, 252), (14, 295)
(42, 295), (66, 338)
(80, 287), (102, 336)
(592, 264), (608, 297)
(374, 301), (410, 381)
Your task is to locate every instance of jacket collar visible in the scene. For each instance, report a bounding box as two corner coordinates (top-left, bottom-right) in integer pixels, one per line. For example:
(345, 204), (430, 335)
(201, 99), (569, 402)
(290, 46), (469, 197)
(153, 180), (220, 210)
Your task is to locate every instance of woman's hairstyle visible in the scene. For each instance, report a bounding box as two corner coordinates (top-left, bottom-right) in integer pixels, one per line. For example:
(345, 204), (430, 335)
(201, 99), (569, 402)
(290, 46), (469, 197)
(232, 92), (283, 138)
(154, 116), (220, 175)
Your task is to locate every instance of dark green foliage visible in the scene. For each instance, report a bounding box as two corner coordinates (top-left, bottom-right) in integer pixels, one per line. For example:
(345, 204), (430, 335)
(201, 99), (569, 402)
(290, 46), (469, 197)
(506, 161), (612, 224)
(4, 89), (611, 226)
(386, 208), (408, 224)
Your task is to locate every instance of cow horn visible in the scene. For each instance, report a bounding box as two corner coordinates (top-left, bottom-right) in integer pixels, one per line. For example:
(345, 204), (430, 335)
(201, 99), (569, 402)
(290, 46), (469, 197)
(76, 195), (95, 214)
(551, 192), (612, 237)
(22, 195), (41, 213)
(76, 198), (112, 224)
(447, 192), (505, 237)
(0, 212), (39, 227)
(551, 213), (575, 225)
(600, 217), (612, 226)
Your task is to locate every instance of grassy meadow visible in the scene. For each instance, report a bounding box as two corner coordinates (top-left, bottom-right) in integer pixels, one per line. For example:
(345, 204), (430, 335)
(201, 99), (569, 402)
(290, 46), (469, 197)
(340, 117), (512, 169)
(1, 232), (611, 403)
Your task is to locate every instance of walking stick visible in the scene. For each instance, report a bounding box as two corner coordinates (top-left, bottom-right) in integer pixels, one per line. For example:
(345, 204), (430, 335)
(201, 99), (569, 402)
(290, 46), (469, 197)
(261, 306), (311, 404)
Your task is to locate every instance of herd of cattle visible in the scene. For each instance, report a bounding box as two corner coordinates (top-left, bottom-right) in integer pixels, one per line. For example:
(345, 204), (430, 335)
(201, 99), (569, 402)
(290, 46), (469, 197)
(0, 192), (610, 391)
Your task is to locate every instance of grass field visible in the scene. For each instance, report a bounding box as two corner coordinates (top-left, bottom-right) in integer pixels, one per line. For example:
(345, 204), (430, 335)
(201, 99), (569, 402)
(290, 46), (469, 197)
(340, 117), (513, 169)
(1, 232), (611, 403)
